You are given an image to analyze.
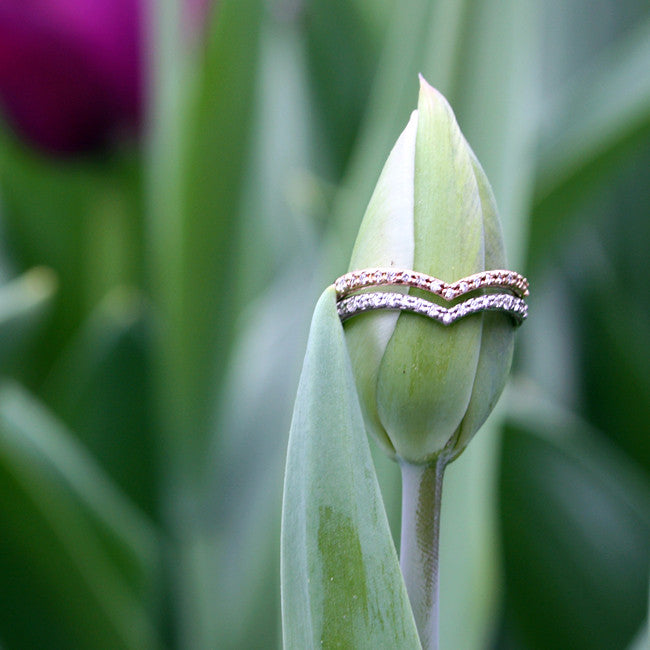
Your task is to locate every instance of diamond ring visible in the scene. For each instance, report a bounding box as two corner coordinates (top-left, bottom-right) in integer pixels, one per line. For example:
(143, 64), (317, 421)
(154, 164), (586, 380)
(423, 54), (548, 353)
(334, 267), (529, 326)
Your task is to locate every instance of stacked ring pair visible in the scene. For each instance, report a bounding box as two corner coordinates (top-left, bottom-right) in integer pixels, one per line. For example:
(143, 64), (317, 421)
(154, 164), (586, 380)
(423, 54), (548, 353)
(334, 268), (529, 327)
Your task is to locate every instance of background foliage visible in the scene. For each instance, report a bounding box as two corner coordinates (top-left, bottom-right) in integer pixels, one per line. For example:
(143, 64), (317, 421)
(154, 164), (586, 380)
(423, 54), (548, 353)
(0, 0), (648, 648)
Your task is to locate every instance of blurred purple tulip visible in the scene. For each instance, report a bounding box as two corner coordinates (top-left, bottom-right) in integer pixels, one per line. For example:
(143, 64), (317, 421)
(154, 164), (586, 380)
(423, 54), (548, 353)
(0, 0), (142, 154)
(0, 1), (216, 155)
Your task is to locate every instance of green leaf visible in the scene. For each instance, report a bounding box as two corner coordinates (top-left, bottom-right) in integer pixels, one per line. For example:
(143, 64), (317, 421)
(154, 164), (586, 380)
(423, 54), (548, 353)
(43, 287), (156, 516)
(0, 267), (57, 371)
(304, 0), (386, 174)
(187, 265), (322, 649)
(147, 0), (263, 474)
(438, 420), (502, 650)
(327, 0), (441, 263)
(500, 382), (650, 650)
(237, 11), (322, 307)
(0, 138), (142, 385)
(450, 0), (539, 269)
(281, 286), (420, 649)
(147, 1), (265, 646)
(530, 18), (650, 267)
(0, 382), (161, 649)
(627, 615), (648, 650)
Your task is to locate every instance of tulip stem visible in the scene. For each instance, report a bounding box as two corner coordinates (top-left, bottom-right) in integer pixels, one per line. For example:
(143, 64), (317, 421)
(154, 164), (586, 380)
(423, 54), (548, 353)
(399, 457), (447, 650)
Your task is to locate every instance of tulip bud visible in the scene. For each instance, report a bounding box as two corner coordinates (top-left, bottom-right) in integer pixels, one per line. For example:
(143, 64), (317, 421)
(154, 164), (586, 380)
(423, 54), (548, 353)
(343, 76), (515, 465)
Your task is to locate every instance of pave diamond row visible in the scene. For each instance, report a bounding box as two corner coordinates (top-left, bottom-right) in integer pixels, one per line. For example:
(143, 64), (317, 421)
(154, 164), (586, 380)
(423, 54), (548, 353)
(337, 291), (528, 326)
(334, 267), (529, 301)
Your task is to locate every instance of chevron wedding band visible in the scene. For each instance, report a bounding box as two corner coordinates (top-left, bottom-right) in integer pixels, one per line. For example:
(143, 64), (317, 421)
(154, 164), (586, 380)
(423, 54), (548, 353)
(334, 267), (528, 301)
(333, 267), (529, 326)
(337, 291), (527, 325)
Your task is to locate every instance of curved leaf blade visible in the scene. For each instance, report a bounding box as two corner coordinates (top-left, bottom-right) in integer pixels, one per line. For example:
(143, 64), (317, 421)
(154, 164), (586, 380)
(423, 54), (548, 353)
(281, 286), (420, 649)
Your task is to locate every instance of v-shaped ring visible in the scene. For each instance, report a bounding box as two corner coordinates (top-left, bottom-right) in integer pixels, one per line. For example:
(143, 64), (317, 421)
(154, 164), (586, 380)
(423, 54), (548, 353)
(334, 267), (528, 301)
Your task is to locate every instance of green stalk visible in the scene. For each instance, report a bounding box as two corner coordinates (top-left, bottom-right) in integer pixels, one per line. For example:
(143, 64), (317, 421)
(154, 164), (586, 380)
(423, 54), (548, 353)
(399, 457), (447, 650)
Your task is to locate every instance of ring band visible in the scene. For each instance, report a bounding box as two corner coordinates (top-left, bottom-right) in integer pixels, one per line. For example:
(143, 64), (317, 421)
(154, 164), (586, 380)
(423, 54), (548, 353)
(334, 267), (528, 301)
(334, 266), (529, 326)
(337, 291), (527, 326)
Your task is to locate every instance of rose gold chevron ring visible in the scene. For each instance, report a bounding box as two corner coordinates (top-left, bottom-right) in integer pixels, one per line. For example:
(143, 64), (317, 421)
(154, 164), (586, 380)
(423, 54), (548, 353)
(333, 267), (529, 326)
(334, 267), (529, 301)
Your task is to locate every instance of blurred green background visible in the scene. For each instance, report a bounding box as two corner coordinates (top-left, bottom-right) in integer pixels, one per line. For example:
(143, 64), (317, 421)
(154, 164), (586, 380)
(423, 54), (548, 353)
(0, 0), (648, 648)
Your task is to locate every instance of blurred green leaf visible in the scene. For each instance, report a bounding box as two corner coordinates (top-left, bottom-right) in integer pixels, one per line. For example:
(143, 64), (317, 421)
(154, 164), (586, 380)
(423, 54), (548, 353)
(43, 287), (156, 516)
(500, 381), (650, 650)
(439, 419), (502, 650)
(0, 267), (57, 371)
(200, 263), (321, 649)
(327, 0), (440, 262)
(237, 10), (321, 306)
(627, 616), (648, 650)
(147, 0), (263, 475)
(187, 7), (326, 641)
(147, 0), (264, 646)
(0, 382), (161, 649)
(0, 137), (142, 385)
(530, 17), (650, 267)
(451, 0), (539, 269)
(281, 286), (420, 649)
(304, 0), (387, 176)
(577, 267), (650, 472)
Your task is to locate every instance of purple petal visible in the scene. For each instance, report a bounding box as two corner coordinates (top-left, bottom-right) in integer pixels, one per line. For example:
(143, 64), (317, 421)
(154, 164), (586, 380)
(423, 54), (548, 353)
(0, 0), (142, 154)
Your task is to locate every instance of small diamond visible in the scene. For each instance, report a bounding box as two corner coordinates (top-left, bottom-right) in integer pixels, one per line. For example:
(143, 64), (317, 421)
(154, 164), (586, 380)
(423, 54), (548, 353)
(443, 312), (452, 325)
(444, 288), (455, 300)
(367, 294), (381, 308)
(459, 281), (469, 294)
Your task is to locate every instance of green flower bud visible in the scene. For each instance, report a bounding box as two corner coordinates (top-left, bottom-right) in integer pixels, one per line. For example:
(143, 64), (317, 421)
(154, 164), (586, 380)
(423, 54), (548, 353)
(343, 76), (515, 465)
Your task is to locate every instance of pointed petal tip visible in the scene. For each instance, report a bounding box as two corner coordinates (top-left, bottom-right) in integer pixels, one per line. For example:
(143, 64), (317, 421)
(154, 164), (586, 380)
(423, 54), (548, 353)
(417, 74), (451, 109)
